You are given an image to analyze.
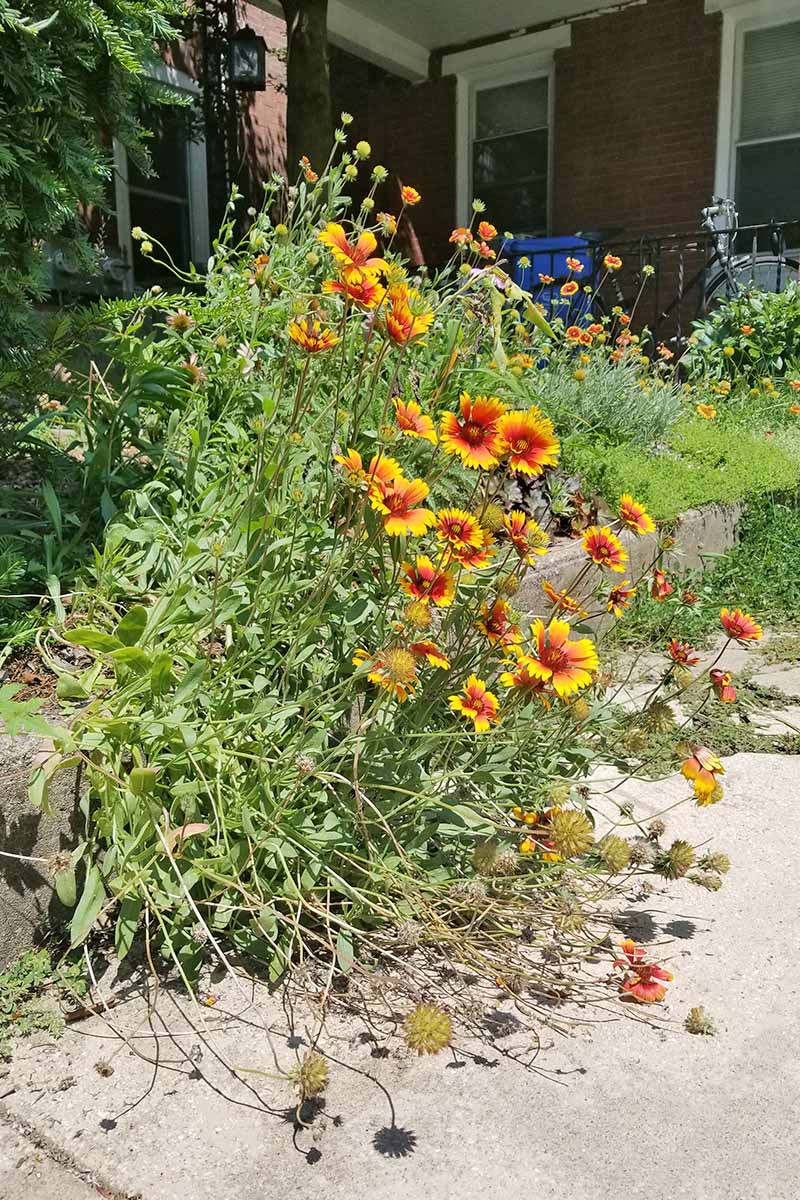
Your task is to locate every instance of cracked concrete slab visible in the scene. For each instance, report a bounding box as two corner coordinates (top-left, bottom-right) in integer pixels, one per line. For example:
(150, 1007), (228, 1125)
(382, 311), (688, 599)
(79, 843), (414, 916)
(1, 753), (797, 1200)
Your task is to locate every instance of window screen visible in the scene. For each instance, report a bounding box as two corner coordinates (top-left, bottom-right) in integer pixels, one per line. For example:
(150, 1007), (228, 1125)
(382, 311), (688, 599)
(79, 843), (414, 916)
(736, 20), (800, 226)
(472, 76), (548, 236)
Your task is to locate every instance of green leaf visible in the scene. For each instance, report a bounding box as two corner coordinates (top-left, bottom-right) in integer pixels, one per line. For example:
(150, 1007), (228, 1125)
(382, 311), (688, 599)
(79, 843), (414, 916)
(115, 604), (148, 646)
(70, 866), (106, 947)
(63, 627), (122, 652)
(110, 646), (152, 674)
(150, 652), (174, 696)
(114, 897), (142, 960)
(335, 928), (354, 974)
(54, 868), (77, 908)
(129, 766), (158, 796)
(0, 685), (61, 739)
(56, 674), (90, 700)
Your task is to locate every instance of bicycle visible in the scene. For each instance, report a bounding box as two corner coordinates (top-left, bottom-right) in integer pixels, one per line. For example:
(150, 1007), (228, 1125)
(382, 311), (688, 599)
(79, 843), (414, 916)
(698, 197), (800, 310)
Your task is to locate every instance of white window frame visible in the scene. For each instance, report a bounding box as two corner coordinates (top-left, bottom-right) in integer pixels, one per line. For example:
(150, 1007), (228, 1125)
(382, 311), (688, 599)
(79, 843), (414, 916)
(113, 62), (210, 293)
(442, 25), (571, 230)
(711, 0), (800, 200)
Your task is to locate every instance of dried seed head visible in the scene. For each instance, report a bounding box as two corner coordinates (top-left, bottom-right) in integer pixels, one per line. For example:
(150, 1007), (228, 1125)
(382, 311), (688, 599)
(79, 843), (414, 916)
(548, 809), (594, 858)
(698, 851), (731, 875)
(629, 837), (657, 866)
(404, 1004), (452, 1056)
(290, 1052), (329, 1098)
(49, 851), (72, 875)
(690, 871), (722, 892)
(622, 726), (649, 754)
(479, 503), (506, 533)
(647, 818), (666, 841)
(494, 846), (521, 876)
(656, 839), (695, 880)
(395, 919), (423, 948)
(546, 779), (572, 807)
(685, 1006), (717, 1036)
(449, 878), (488, 909)
(555, 903), (587, 933)
(382, 647), (417, 685)
(672, 666), (694, 688)
(598, 835), (631, 874)
(295, 753), (316, 775)
(190, 922), (209, 945)
(570, 698), (591, 725)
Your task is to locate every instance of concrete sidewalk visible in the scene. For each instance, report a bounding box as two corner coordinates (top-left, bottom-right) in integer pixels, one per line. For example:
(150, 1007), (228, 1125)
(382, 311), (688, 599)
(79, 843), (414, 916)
(1, 752), (798, 1200)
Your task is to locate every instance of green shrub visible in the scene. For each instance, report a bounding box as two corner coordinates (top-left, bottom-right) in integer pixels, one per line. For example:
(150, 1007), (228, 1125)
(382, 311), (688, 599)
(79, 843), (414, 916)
(685, 283), (800, 385)
(0, 0), (186, 346)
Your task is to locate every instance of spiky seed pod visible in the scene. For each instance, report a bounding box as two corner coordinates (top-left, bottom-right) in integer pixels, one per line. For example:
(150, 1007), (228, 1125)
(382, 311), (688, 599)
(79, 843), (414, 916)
(404, 1004), (452, 1056)
(290, 1052), (329, 1098)
(629, 837), (657, 866)
(673, 666), (694, 688)
(395, 919), (423, 948)
(685, 1006), (717, 1036)
(698, 851), (731, 875)
(449, 878), (488, 909)
(494, 847), (520, 876)
(549, 809), (594, 858)
(643, 701), (677, 733)
(190, 922), (209, 945)
(708, 782), (724, 805)
(656, 839), (695, 880)
(479, 502), (506, 533)
(622, 726), (649, 754)
(295, 752), (316, 775)
(690, 871), (723, 892)
(498, 572), (520, 597)
(555, 904), (587, 933)
(404, 600), (432, 629)
(598, 835), (631, 874)
(570, 698), (591, 725)
(473, 839), (499, 875)
(546, 779), (572, 807)
(647, 818), (666, 841)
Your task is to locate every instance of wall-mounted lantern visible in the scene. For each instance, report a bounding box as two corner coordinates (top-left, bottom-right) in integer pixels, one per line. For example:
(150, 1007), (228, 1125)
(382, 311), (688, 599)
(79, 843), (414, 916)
(229, 26), (267, 91)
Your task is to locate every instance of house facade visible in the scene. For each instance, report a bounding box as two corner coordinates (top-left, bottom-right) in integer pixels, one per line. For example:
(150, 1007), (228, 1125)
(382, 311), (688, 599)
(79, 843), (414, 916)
(105, 0), (800, 289)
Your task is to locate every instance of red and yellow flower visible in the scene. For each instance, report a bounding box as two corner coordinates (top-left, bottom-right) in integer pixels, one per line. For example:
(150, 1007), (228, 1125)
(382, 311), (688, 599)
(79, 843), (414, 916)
(476, 598), (521, 647)
(499, 645), (553, 706)
(288, 317), (340, 353)
(409, 640), (450, 670)
(560, 280), (579, 297)
(720, 607), (762, 642)
(370, 476), (436, 537)
(542, 580), (588, 618)
(696, 402), (717, 420)
(710, 668), (736, 703)
(440, 392), (506, 469)
(299, 155), (318, 183)
(667, 638), (700, 666)
(566, 256), (584, 273)
(603, 253), (622, 271)
(565, 325), (583, 342)
(478, 221), (498, 241)
(651, 569), (673, 602)
(383, 283), (434, 346)
(682, 746), (725, 805)
(377, 212), (397, 235)
(539, 273), (555, 285)
(352, 646), (418, 701)
(497, 408), (560, 477)
(317, 221), (386, 271)
(475, 240), (496, 260)
(618, 493), (655, 535)
(587, 322), (604, 336)
(449, 227), (473, 248)
(582, 526), (628, 573)
(322, 265), (385, 308)
(335, 448), (402, 496)
(393, 397), (437, 443)
(400, 184), (421, 206)
(526, 617), (599, 699)
(401, 555), (456, 607)
(503, 510), (549, 563)
(613, 940), (673, 1004)
(434, 507), (483, 551)
(451, 528), (496, 570)
(607, 581), (636, 617)
(449, 675), (500, 732)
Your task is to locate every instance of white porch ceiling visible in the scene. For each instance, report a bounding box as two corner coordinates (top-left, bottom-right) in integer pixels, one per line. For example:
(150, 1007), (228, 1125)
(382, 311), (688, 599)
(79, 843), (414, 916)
(337, 0), (632, 51)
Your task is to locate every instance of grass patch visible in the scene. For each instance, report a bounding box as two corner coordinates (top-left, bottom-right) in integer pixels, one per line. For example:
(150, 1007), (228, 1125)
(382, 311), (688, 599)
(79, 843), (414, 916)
(609, 492), (800, 649)
(0, 949), (85, 1058)
(566, 420), (800, 522)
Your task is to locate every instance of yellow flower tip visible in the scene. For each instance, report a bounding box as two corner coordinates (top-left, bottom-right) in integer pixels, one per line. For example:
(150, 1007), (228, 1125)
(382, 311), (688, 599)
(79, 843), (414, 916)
(355, 140), (371, 159)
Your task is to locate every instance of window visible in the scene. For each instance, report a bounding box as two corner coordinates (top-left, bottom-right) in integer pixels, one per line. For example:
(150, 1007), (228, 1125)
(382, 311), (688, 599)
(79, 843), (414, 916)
(735, 18), (800, 225)
(471, 76), (549, 236)
(114, 65), (209, 292)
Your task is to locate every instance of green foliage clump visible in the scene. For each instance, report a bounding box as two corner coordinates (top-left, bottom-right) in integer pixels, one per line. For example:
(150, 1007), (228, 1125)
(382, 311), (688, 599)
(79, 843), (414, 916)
(685, 282), (800, 384)
(0, 949), (84, 1058)
(568, 418), (800, 521)
(0, 0), (186, 345)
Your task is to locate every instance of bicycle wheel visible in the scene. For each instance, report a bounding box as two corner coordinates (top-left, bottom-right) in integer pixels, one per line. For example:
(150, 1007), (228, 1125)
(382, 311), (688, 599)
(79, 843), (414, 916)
(704, 256), (800, 307)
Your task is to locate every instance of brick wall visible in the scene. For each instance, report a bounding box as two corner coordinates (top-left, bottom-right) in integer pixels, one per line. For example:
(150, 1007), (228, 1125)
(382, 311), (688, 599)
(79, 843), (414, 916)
(552, 0), (722, 237)
(237, 5), (287, 194)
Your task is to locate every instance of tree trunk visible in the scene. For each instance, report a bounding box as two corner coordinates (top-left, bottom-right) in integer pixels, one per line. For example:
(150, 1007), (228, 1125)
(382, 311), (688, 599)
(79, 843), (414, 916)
(280, 0), (333, 177)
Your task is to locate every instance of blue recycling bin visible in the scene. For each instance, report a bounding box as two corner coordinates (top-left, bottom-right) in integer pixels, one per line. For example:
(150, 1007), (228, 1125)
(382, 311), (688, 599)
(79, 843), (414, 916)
(504, 235), (593, 324)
